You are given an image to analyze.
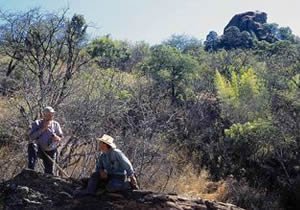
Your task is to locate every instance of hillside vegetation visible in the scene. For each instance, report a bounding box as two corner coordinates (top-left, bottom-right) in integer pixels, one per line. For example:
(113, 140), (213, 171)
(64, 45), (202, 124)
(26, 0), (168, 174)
(0, 9), (300, 209)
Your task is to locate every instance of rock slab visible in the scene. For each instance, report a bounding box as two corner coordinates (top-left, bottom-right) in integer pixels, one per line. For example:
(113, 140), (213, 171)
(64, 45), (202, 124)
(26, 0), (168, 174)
(0, 169), (244, 210)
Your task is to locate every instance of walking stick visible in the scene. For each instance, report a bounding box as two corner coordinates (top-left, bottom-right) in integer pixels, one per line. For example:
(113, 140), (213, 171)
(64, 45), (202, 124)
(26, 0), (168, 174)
(42, 149), (70, 178)
(42, 150), (84, 185)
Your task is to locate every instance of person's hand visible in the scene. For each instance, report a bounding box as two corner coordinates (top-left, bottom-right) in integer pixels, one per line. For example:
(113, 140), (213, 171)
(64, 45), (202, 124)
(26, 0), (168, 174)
(41, 121), (50, 132)
(52, 133), (61, 142)
(130, 176), (139, 190)
(131, 183), (139, 190)
(100, 169), (108, 180)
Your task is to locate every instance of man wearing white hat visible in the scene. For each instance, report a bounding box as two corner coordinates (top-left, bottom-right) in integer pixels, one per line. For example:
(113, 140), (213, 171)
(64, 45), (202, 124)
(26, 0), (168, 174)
(27, 106), (63, 175)
(77, 134), (139, 196)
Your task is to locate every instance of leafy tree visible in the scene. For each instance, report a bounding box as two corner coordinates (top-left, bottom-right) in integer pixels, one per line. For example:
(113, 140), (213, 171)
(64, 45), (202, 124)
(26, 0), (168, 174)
(262, 23), (280, 42)
(220, 120), (280, 185)
(255, 40), (300, 93)
(143, 45), (199, 104)
(220, 26), (254, 50)
(263, 23), (295, 43)
(163, 34), (202, 53)
(87, 36), (130, 71)
(278, 27), (295, 42)
(215, 67), (269, 123)
(204, 31), (220, 52)
(123, 41), (150, 72)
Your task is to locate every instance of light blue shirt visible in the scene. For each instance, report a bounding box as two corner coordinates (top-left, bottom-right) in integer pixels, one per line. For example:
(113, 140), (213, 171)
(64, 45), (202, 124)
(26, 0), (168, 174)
(95, 149), (134, 177)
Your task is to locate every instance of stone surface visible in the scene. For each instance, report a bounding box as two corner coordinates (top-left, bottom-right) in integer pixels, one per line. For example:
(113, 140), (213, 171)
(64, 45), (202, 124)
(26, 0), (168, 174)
(223, 11), (272, 41)
(0, 169), (244, 210)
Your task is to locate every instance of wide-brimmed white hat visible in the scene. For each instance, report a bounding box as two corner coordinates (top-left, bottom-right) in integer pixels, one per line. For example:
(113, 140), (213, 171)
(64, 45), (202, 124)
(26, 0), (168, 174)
(97, 134), (116, 149)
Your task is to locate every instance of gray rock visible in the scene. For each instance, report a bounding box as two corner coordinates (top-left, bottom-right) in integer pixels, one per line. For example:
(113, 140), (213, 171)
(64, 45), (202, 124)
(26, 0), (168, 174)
(223, 11), (276, 42)
(0, 169), (245, 210)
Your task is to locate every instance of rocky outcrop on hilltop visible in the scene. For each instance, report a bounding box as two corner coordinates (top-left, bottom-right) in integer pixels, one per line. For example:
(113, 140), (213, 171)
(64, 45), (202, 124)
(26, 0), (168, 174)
(224, 11), (268, 39)
(204, 10), (295, 51)
(223, 11), (282, 43)
(0, 169), (244, 210)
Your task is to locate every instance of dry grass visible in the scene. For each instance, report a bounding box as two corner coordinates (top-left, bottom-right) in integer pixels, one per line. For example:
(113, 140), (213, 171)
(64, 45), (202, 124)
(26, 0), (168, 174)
(163, 164), (228, 201)
(0, 97), (10, 119)
(134, 147), (230, 201)
(0, 146), (26, 181)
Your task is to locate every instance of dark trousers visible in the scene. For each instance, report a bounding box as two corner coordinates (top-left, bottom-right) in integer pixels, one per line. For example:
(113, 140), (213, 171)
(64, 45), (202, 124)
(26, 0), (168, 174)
(86, 172), (108, 194)
(28, 143), (57, 175)
(86, 172), (130, 194)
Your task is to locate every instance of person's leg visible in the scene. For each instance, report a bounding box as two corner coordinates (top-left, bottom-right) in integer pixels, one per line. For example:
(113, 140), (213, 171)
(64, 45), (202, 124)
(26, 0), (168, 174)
(79, 177), (90, 188)
(106, 175), (129, 192)
(42, 150), (57, 175)
(27, 143), (38, 170)
(86, 172), (101, 195)
(74, 172), (107, 197)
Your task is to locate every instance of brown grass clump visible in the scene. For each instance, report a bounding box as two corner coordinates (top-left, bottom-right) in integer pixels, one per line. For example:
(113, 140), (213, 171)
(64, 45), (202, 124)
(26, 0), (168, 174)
(0, 145), (26, 181)
(0, 97), (11, 120)
(165, 164), (227, 201)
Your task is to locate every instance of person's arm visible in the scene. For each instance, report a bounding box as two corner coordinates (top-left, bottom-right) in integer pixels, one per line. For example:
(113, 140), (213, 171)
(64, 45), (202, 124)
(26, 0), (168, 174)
(52, 122), (63, 142)
(115, 150), (139, 189)
(129, 174), (139, 189)
(55, 122), (63, 138)
(115, 151), (134, 176)
(29, 121), (47, 140)
(96, 154), (108, 179)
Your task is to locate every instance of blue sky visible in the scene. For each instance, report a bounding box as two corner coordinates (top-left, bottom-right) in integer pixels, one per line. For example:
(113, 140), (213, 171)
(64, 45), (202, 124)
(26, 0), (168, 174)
(1, 0), (300, 45)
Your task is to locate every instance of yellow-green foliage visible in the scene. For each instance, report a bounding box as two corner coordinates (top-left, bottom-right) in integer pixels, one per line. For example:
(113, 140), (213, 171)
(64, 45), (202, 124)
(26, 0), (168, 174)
(215, 67), (269, 123)
(239, 68), (261, 98)
(287, 74), (300, 93)
(215, 70), (239, 107)
(78, 67), (136, 101)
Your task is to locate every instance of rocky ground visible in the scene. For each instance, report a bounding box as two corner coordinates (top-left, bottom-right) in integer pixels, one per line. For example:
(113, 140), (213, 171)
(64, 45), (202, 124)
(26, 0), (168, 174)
(0, 169), (244, 210)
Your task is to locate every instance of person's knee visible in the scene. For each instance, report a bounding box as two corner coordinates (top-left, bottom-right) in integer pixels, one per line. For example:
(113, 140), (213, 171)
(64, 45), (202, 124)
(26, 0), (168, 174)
(90, 172), (100, 179)
(27, 143), (38, 169)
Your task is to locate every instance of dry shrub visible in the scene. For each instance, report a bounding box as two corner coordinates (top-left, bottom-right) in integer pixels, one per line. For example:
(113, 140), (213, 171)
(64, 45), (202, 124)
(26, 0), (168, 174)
(218, 177), (282, 210)
(138, 149), (228, 201)
(135, 147), (229, 201)
(0, 97), (26, 181)
(164, 164), (227, 201)
(0, 145), (26, 182)
(58, 142), (98, 178)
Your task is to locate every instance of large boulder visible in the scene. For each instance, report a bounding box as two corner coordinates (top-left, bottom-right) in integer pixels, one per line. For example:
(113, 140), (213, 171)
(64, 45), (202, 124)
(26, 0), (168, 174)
(0, 169), (244, 210)
(224, 11), (267, 40)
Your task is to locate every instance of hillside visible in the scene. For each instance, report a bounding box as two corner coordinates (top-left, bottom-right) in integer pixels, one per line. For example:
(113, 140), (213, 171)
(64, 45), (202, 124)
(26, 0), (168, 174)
(1, 8), (300, 210)
(0, 169), (244, 210)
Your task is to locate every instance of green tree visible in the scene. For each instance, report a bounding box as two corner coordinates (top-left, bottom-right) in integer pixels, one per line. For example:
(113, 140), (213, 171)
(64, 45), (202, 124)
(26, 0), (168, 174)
(163, 34), (202, 53)
(220, 26), (254, 50)
(204, 31), (220, 52)
(220, 120), (280, 184)
(87, 36), (130, 71)
(215, 67), (269, 123)
(124, 41), (150, 72)
(143, 45), (199, 104)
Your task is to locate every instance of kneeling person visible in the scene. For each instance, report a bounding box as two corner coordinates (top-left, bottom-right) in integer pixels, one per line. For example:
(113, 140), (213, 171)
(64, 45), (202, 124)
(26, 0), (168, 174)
(85, 134), (138, 195)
